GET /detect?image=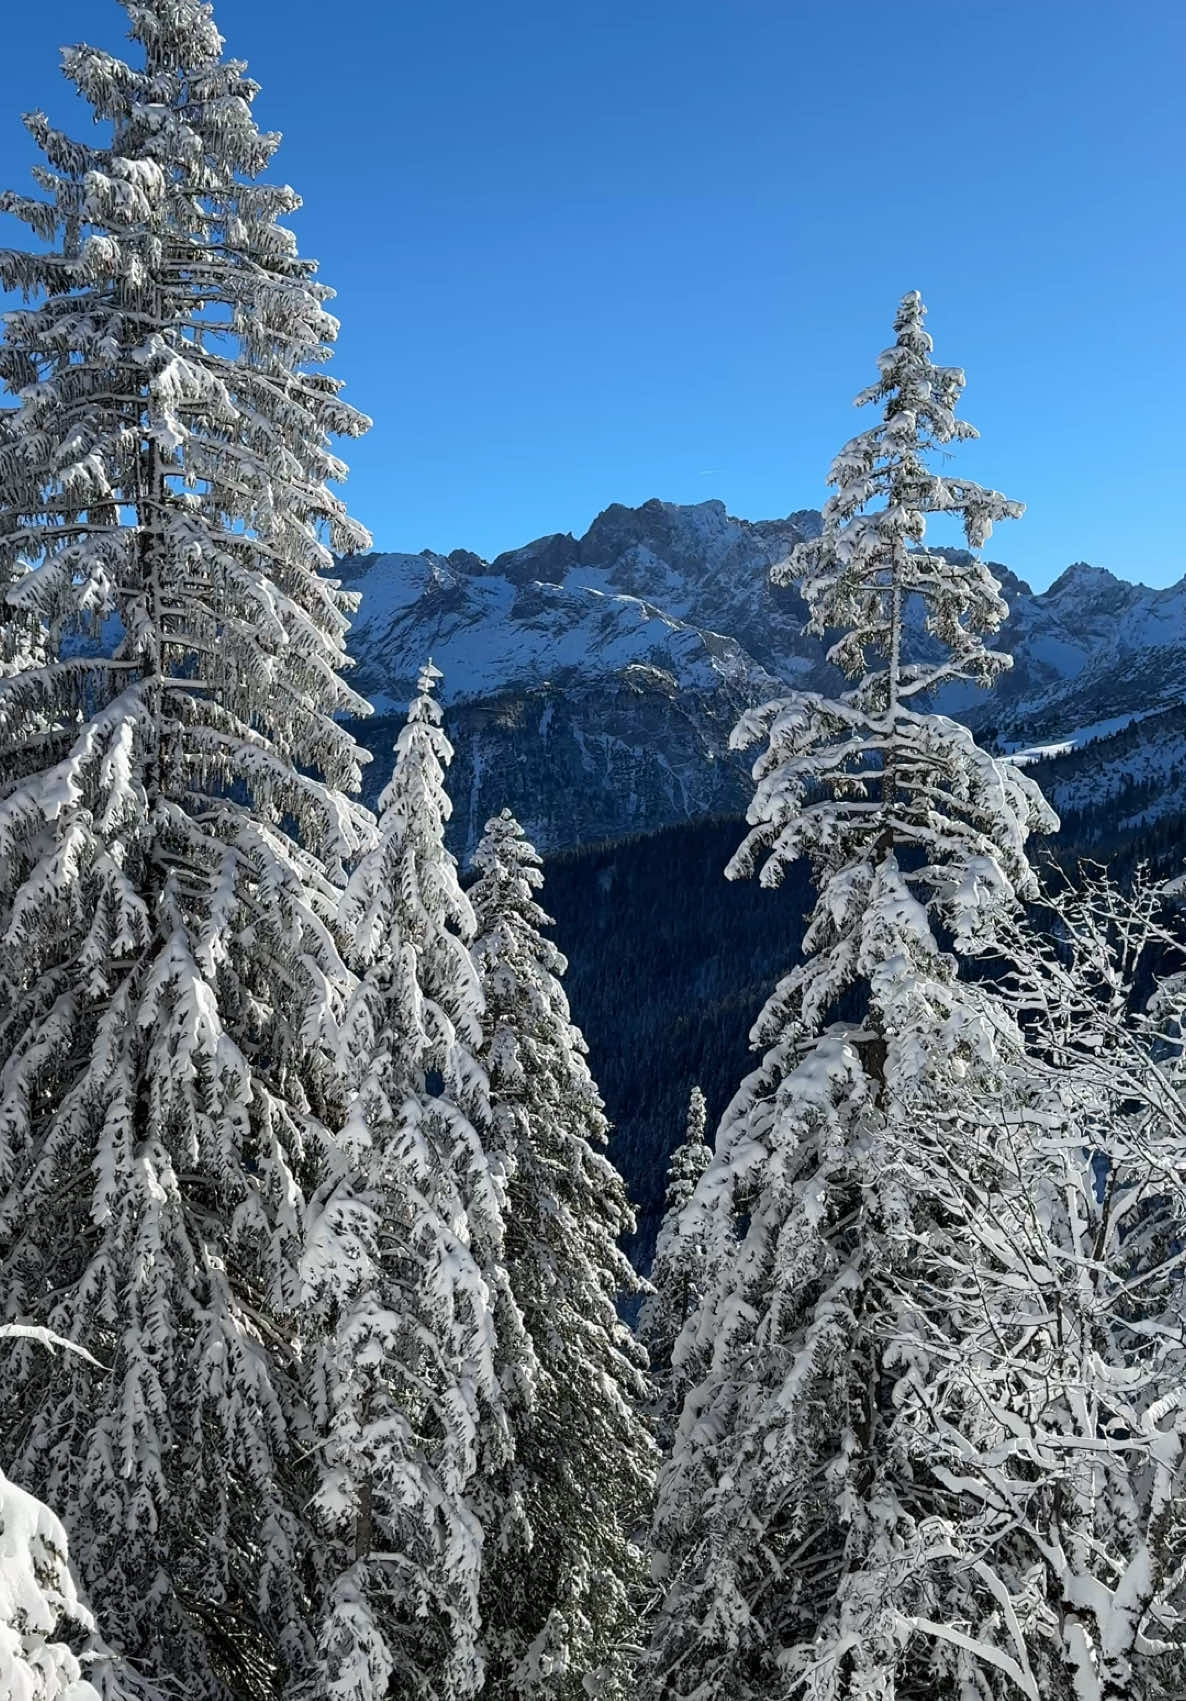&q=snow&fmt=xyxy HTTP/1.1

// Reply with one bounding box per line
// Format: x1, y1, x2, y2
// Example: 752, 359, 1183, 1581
1004, 708, 1162, 765
651, 292, 1057, 1701
0, 1467, 99, 1701
337, 508, 1185, 867
337, 551, 779, 712
3, 20, 1186, 1696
